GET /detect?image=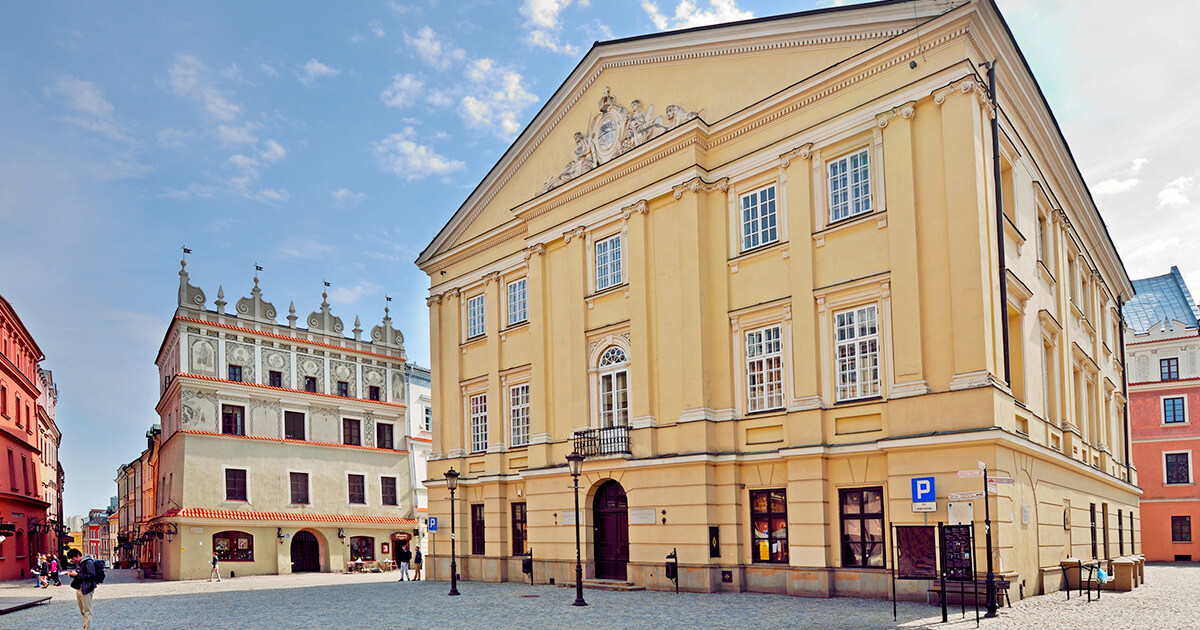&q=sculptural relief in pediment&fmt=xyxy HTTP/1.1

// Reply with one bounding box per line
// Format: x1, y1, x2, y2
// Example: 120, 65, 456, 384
542, 87, 702, 193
